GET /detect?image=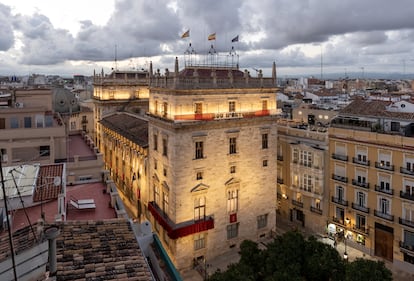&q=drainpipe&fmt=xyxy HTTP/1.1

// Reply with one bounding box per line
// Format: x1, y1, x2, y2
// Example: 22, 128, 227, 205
44, 226, 61, 276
